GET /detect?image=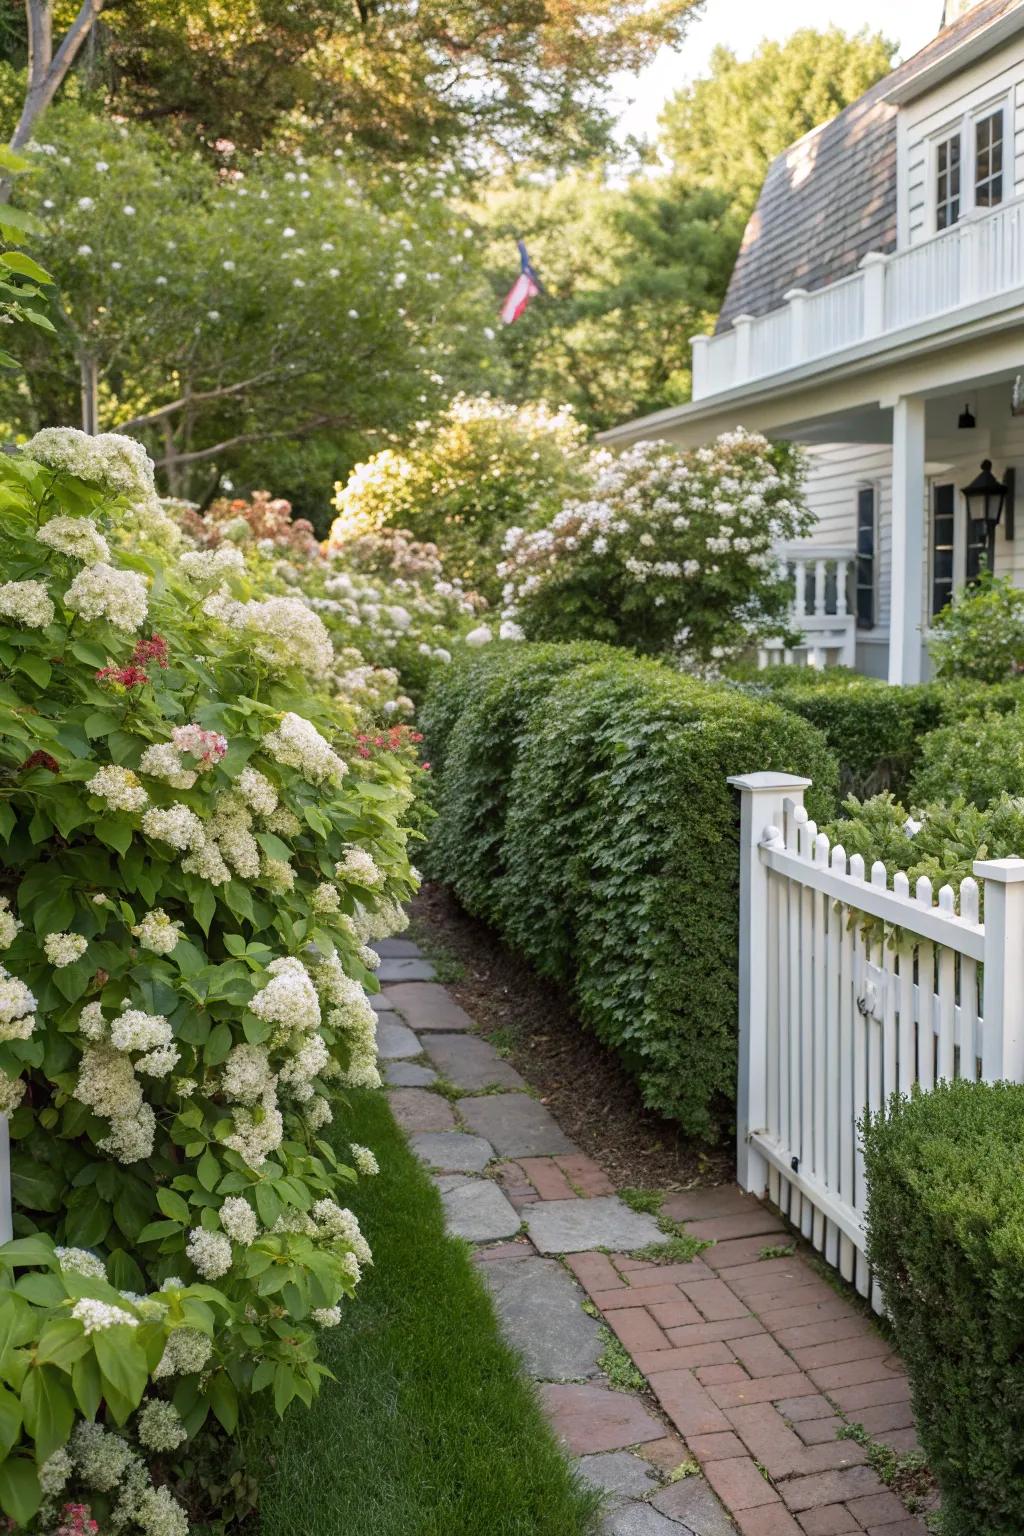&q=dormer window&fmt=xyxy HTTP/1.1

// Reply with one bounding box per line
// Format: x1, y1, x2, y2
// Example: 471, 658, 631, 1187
936, 132, 961, 229
975, 109, 1004, 208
